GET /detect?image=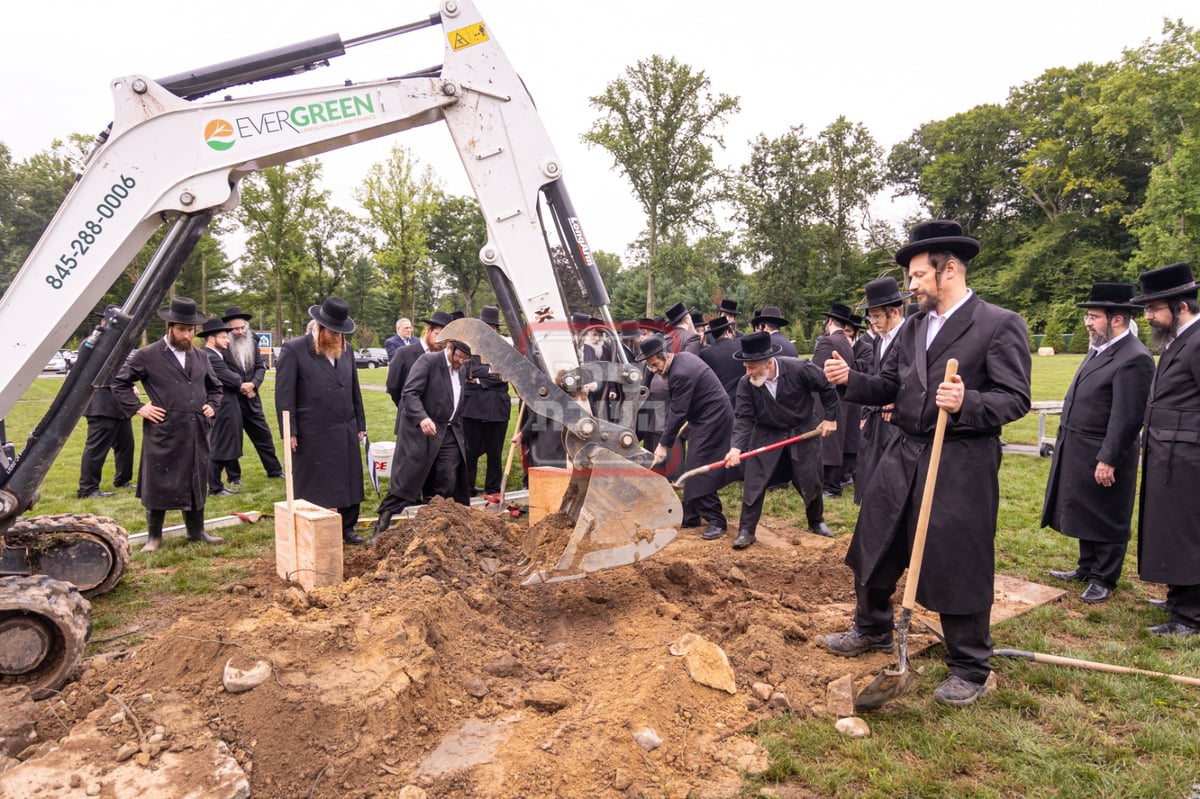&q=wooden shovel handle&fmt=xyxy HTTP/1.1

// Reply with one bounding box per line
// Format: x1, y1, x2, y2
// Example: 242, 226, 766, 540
900, 359, 958, 612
